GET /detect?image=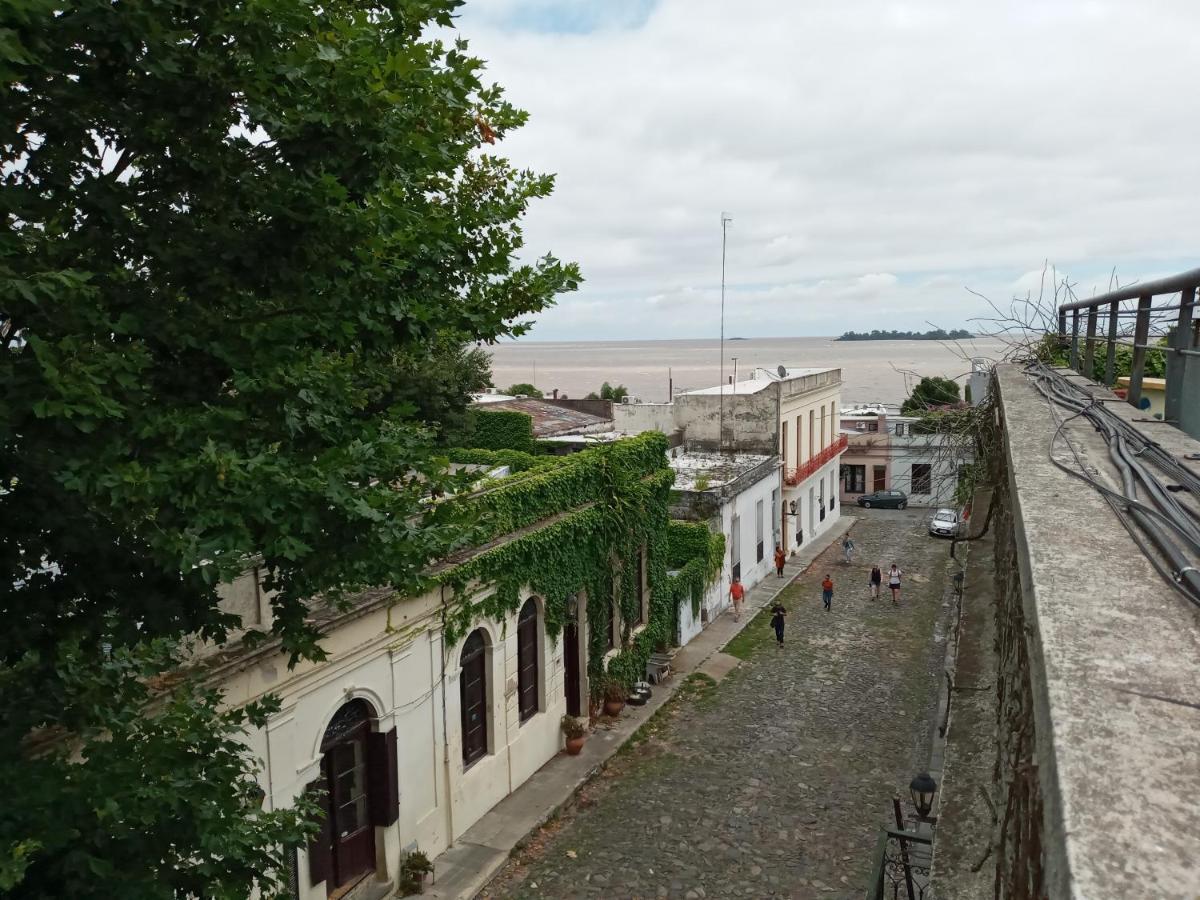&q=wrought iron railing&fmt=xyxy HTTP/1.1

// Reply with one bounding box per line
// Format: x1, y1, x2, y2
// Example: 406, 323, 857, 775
866, 827, 933, 900
1057, 266, 1199, 424
785, 433, 848, 486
